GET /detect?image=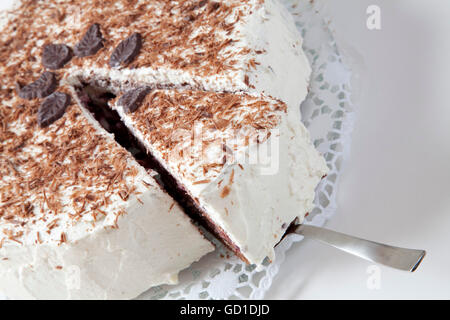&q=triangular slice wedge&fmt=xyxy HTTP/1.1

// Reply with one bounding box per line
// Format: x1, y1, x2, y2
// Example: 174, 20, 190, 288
100, 87, 328, 265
